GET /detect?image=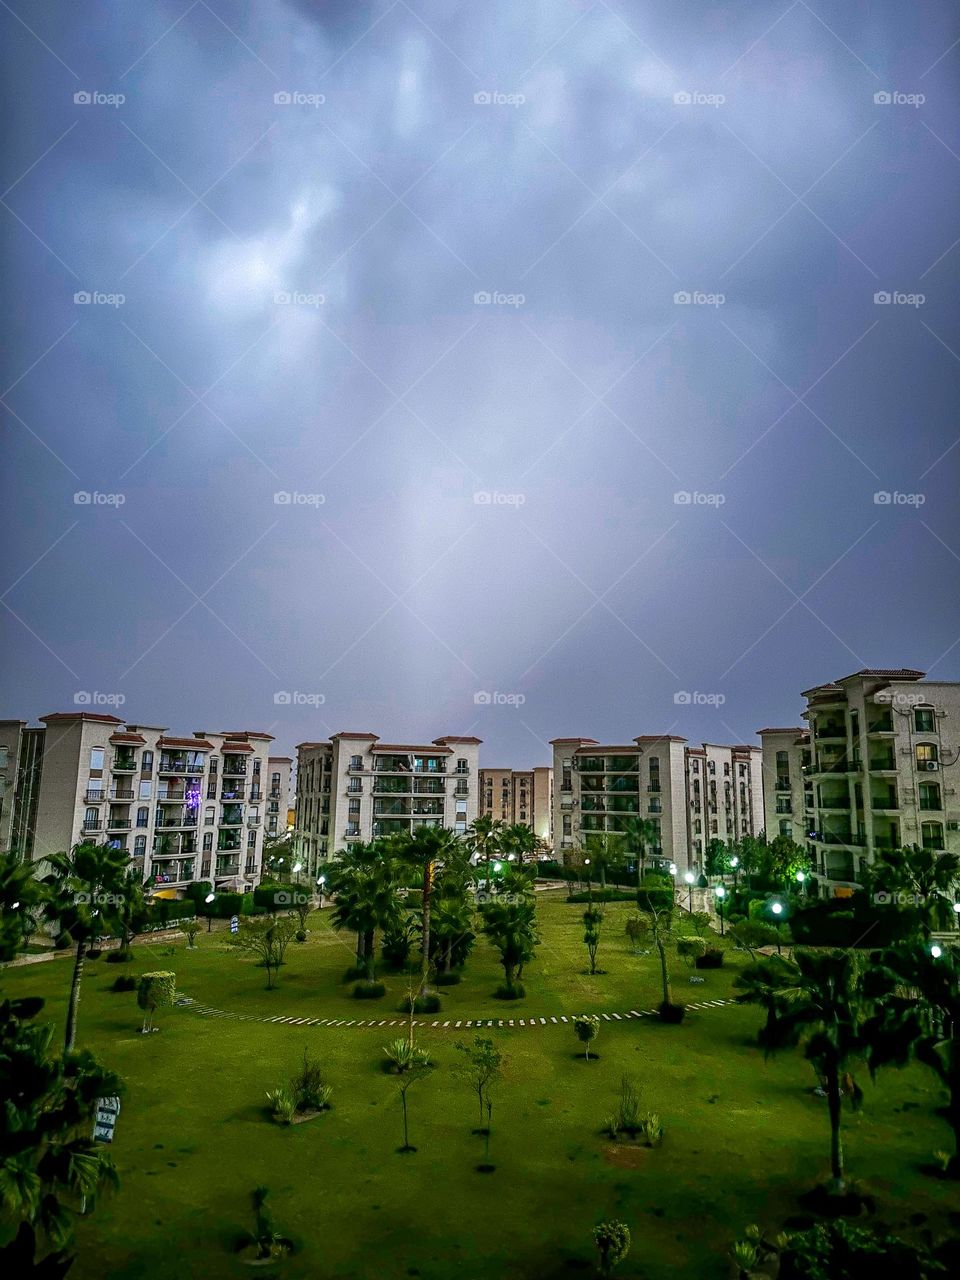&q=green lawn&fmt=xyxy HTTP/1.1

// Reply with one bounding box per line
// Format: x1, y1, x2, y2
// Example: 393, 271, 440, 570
3, 894, 955, 1279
